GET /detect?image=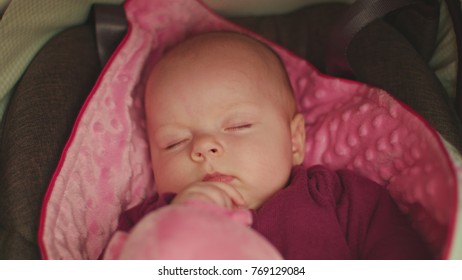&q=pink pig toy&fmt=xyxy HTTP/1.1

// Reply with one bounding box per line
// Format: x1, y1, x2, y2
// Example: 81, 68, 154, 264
103, 200, 282, 259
